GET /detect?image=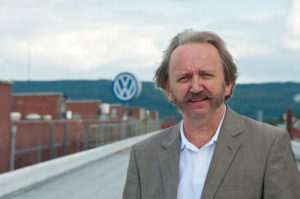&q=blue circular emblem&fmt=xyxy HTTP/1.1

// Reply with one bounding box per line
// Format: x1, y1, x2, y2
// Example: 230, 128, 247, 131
112, 72, 142, 103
